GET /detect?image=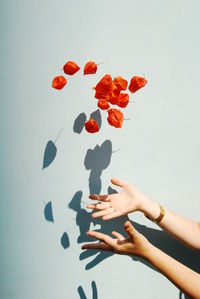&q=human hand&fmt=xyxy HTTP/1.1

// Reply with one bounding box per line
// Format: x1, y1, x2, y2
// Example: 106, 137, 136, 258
81, 221, 151, 259
87, 178, 149, 220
